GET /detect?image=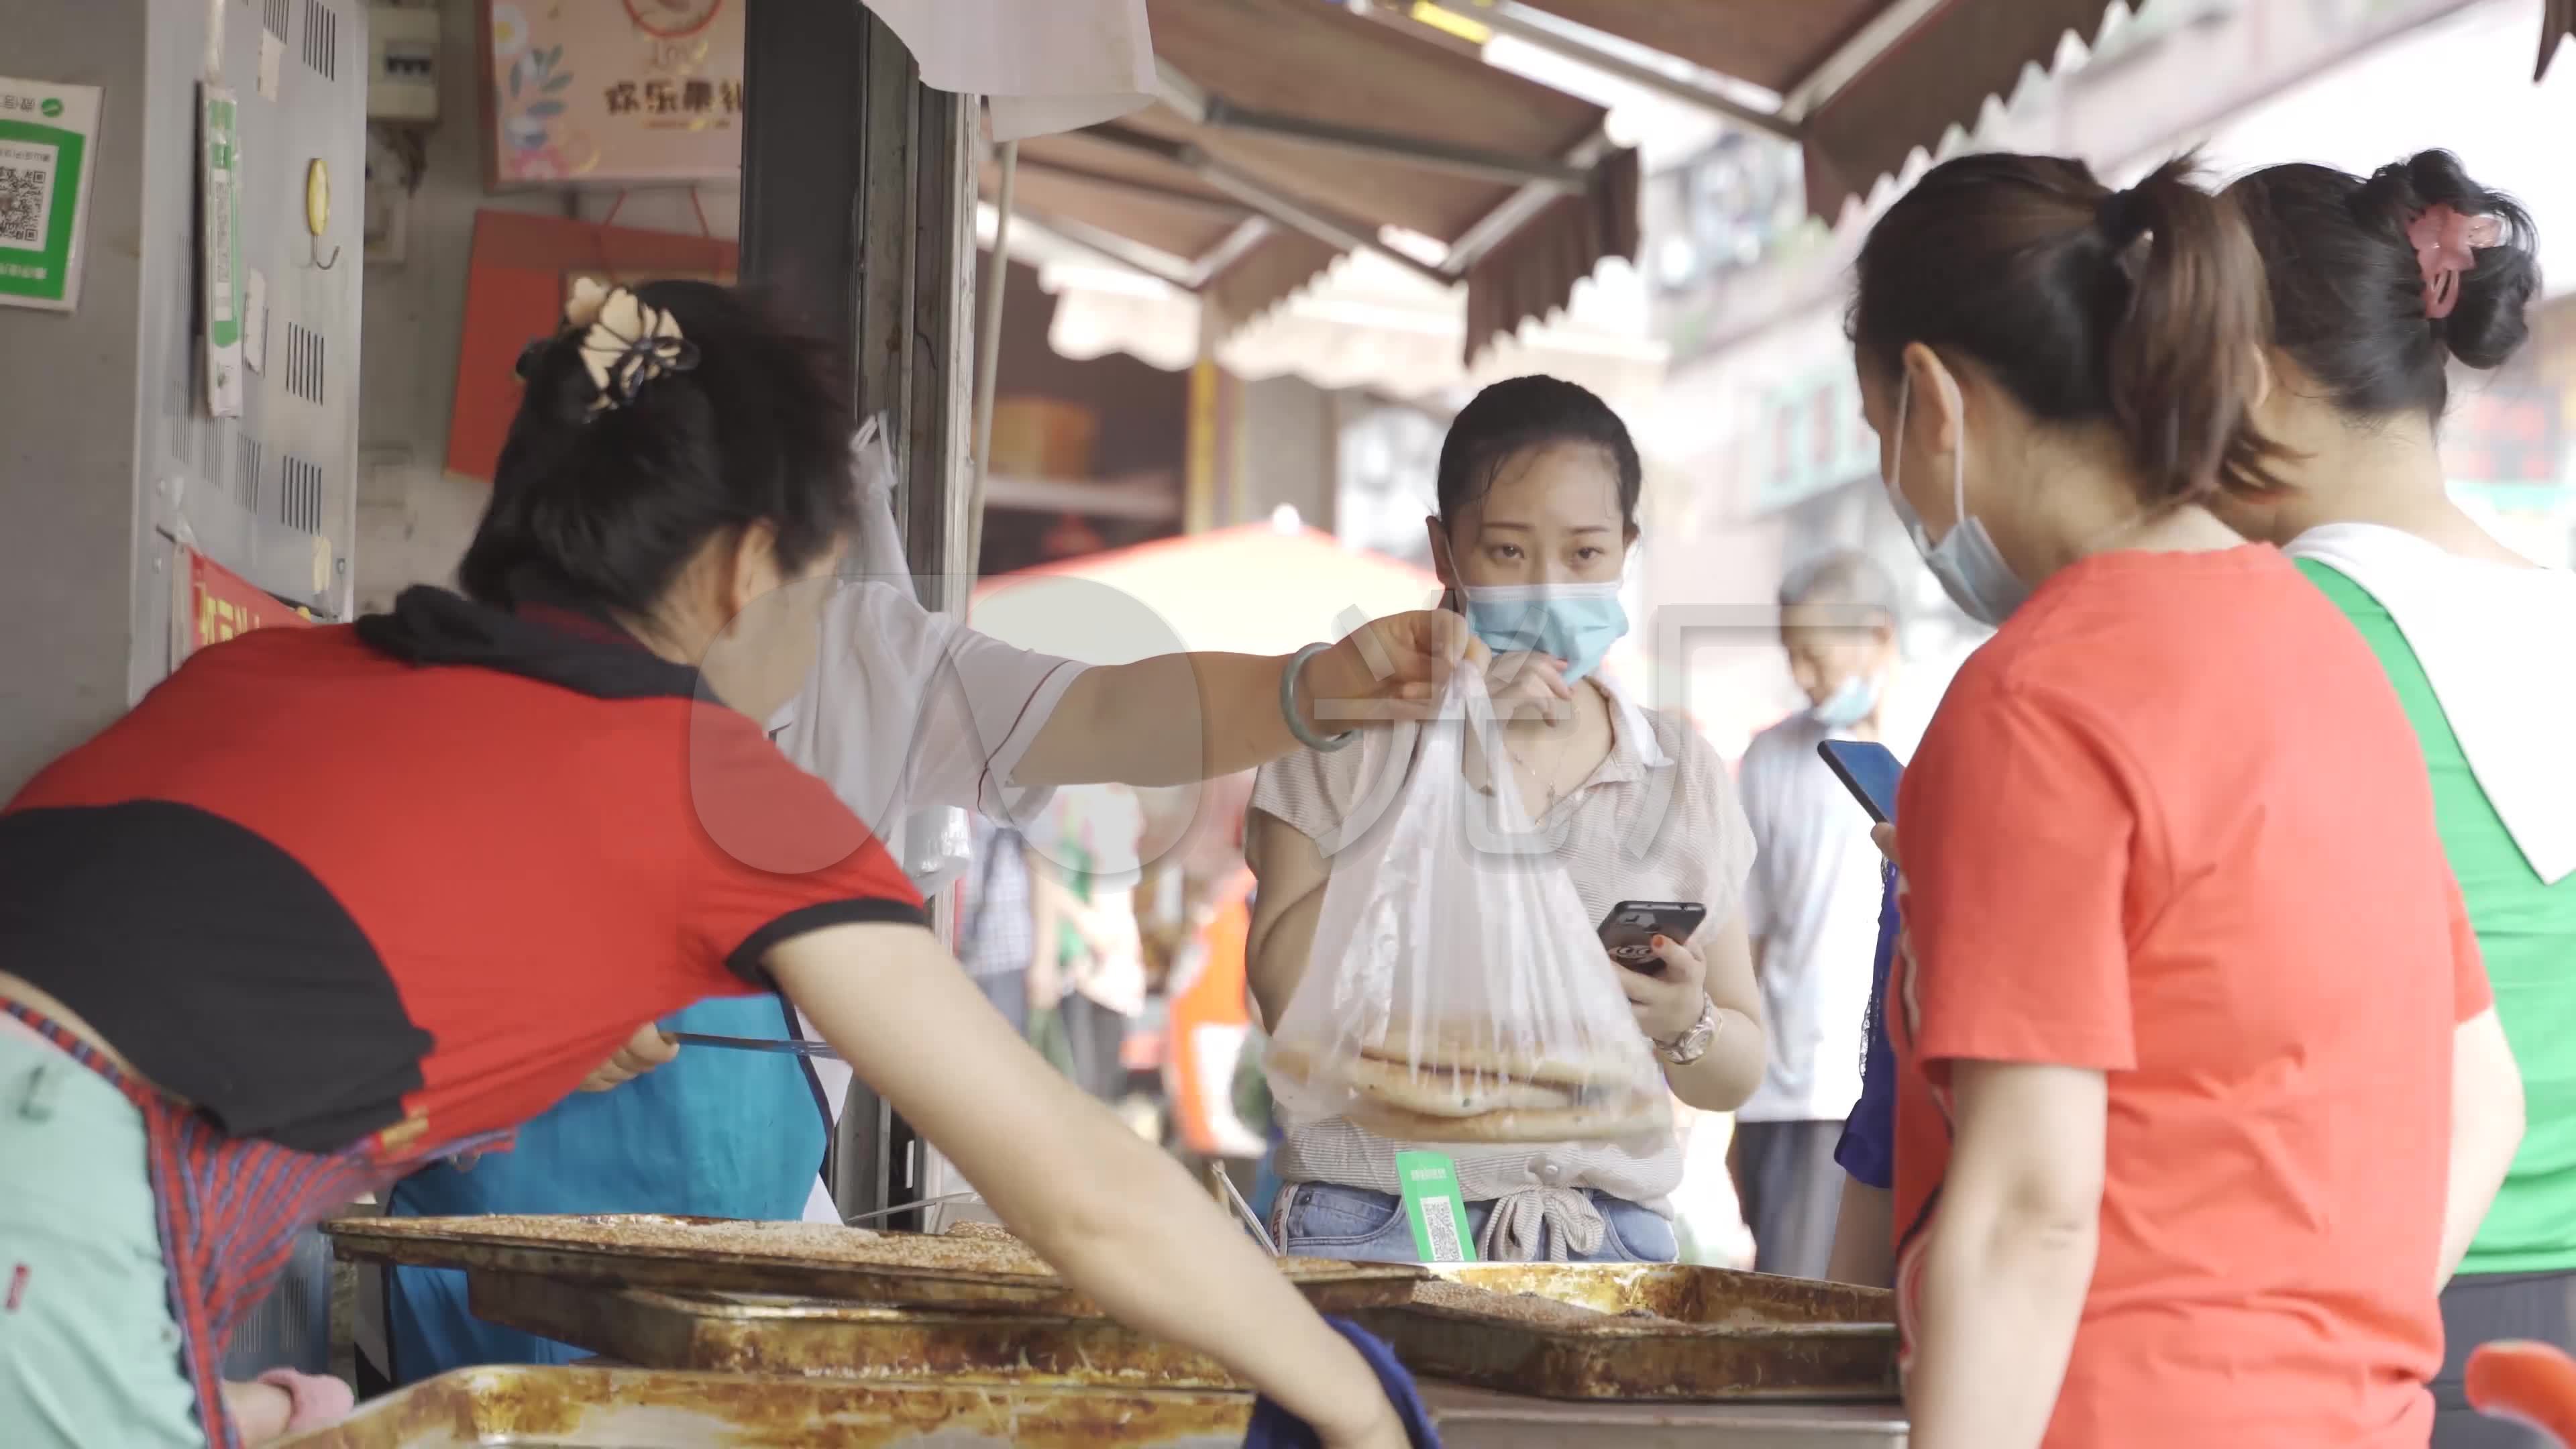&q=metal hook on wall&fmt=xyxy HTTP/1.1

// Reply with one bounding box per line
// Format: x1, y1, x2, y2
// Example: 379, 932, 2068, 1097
310, 233, 341, 271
